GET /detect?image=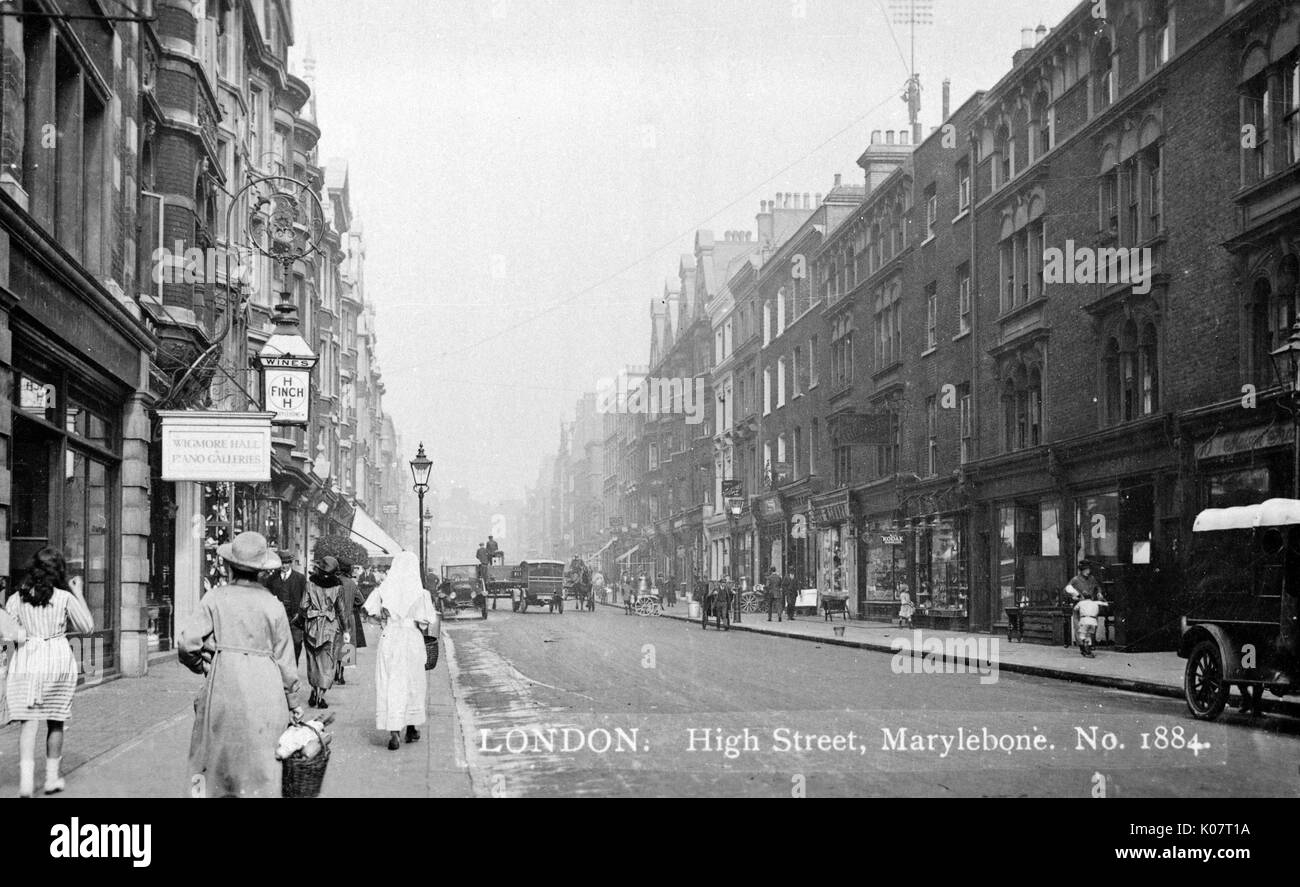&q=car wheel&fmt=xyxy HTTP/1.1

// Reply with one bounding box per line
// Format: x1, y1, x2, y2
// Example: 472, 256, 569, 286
1185, 638, 1229, 722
